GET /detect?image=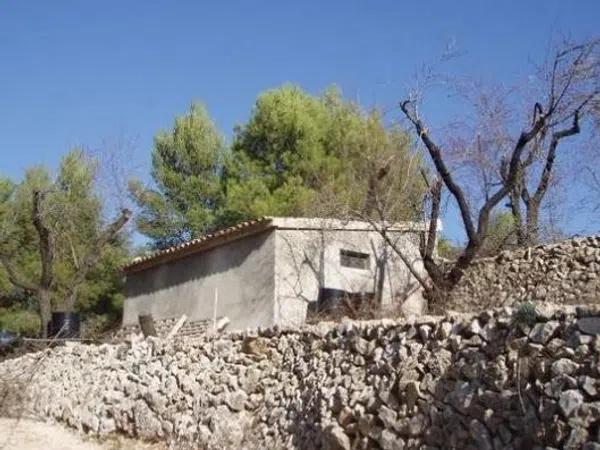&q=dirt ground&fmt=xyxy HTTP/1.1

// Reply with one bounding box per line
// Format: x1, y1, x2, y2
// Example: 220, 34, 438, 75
0, 418, 165, 450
